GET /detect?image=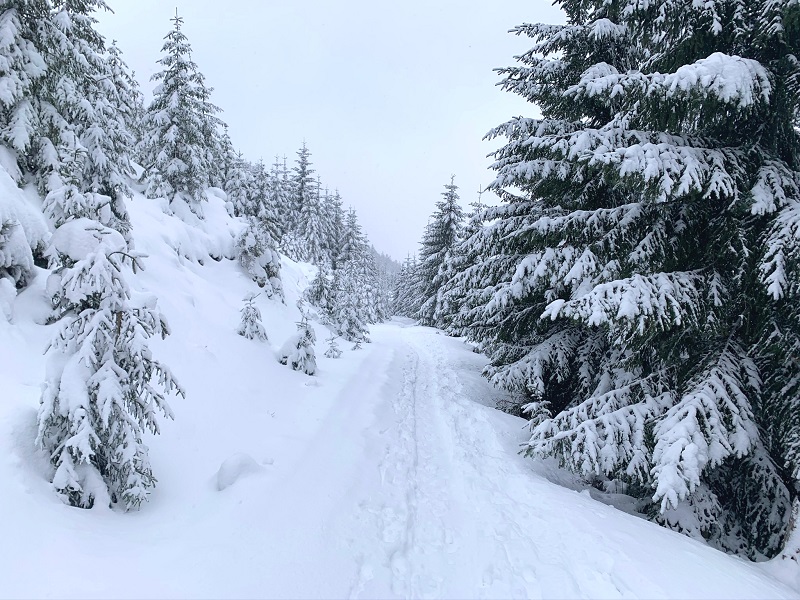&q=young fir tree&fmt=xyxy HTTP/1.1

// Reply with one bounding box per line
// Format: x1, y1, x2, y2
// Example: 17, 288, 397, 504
37, 219, 183, 509
416, 177, 464, 327
278, 317, 317, 375
237, 293, 267, 341
139, 12, 222, 217
324, 334, 342, 359
236, 217, 283, 301
463, 0, 800, 559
